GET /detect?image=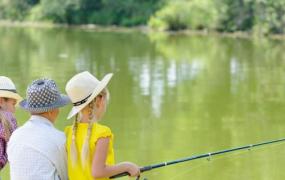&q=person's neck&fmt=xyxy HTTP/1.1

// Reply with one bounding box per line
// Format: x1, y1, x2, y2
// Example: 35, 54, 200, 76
80, 114, 89, 123
80, 113, 99, 123
33, 113, 55, 124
